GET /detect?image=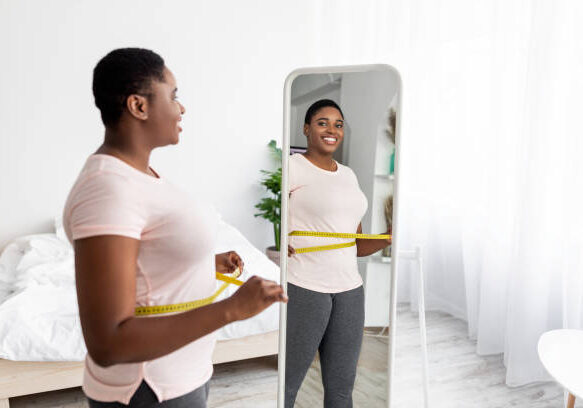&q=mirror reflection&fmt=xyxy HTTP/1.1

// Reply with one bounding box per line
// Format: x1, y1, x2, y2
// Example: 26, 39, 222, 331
284, 69, 400, 407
